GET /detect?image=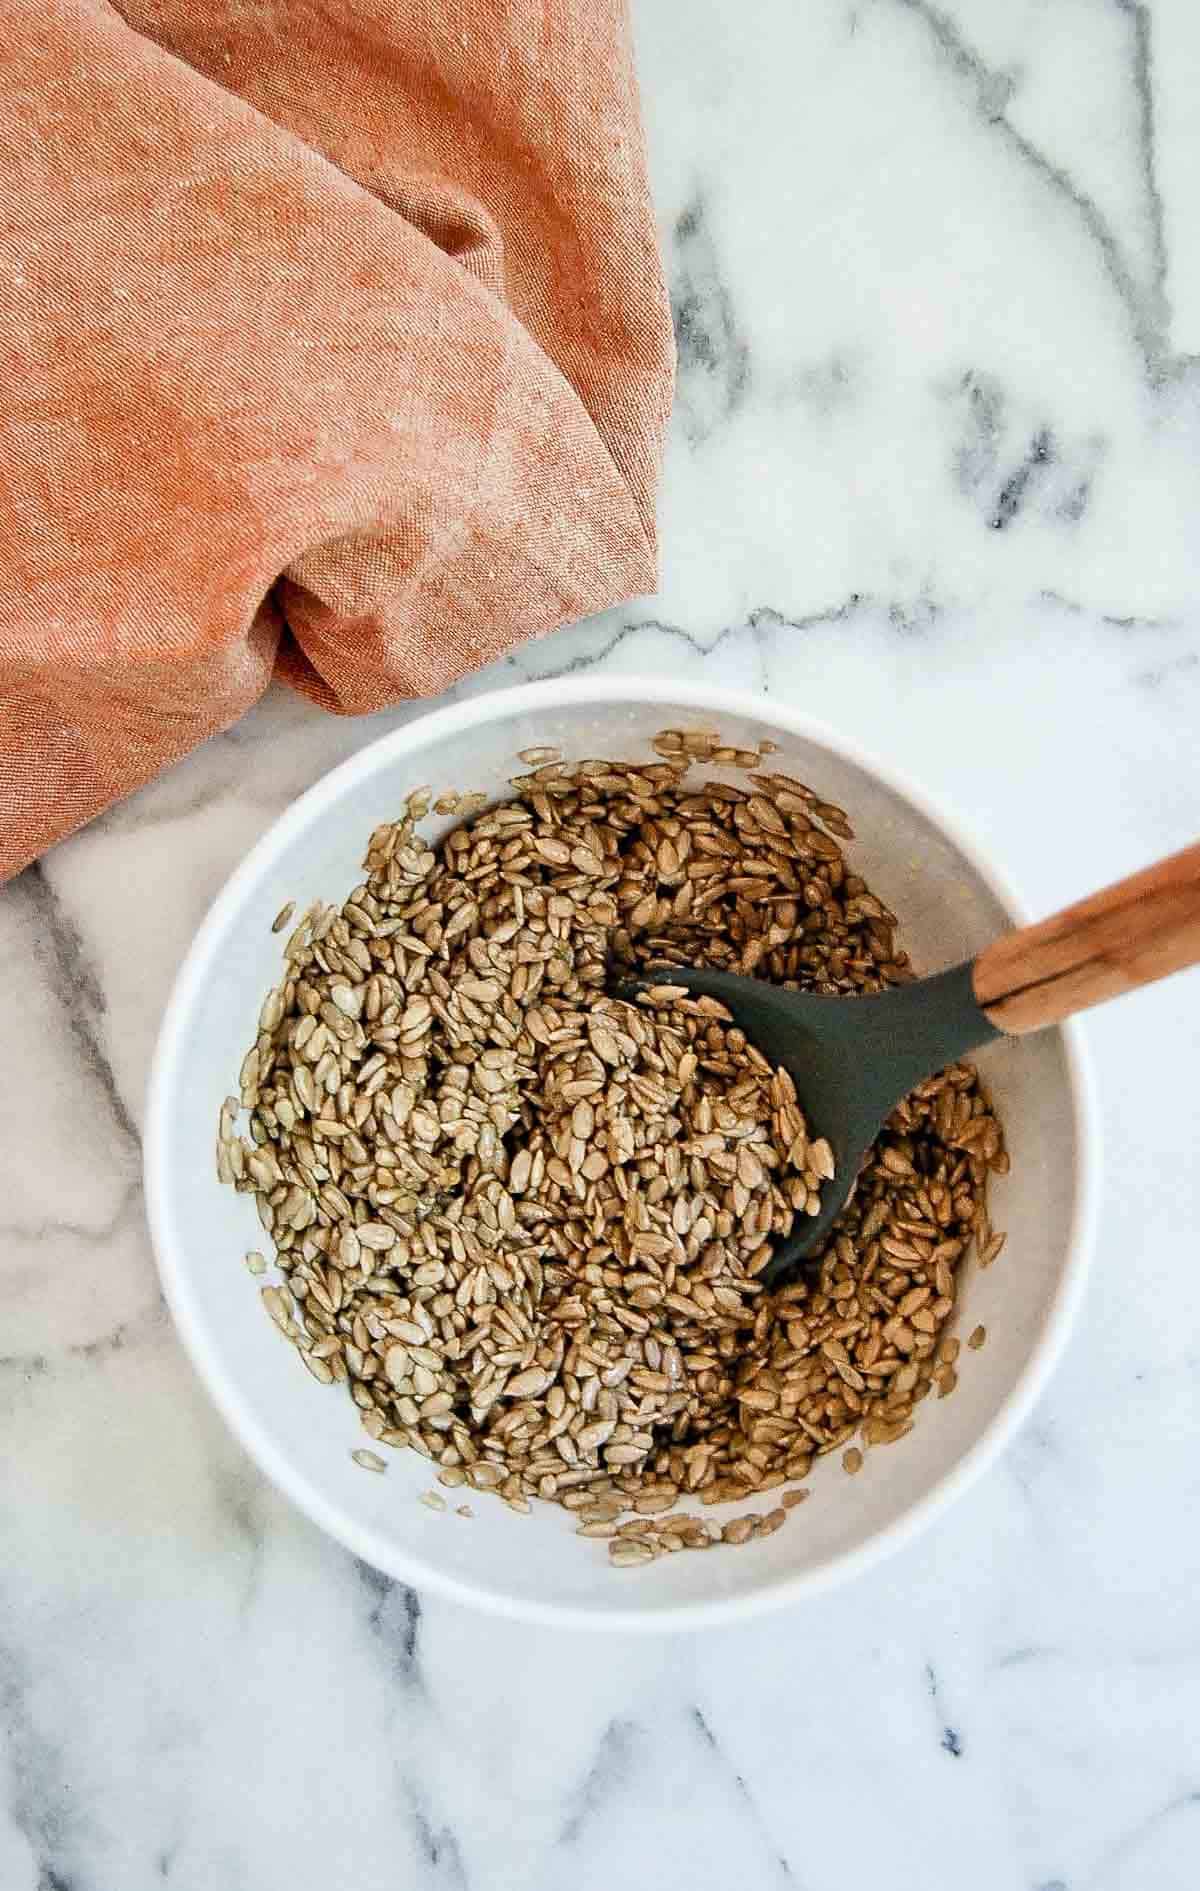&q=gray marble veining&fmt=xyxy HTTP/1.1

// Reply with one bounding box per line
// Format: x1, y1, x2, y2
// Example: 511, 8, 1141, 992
3, 3, 1200, 1887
